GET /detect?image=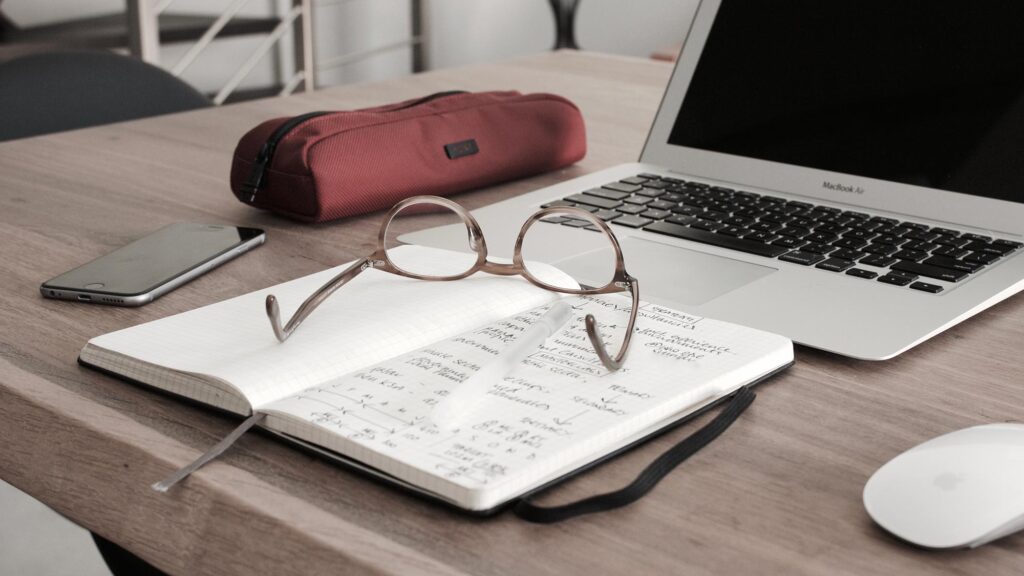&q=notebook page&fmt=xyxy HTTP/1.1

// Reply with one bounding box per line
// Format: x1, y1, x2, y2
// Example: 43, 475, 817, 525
262, 296, 793, 510
82, 245, 571, 409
